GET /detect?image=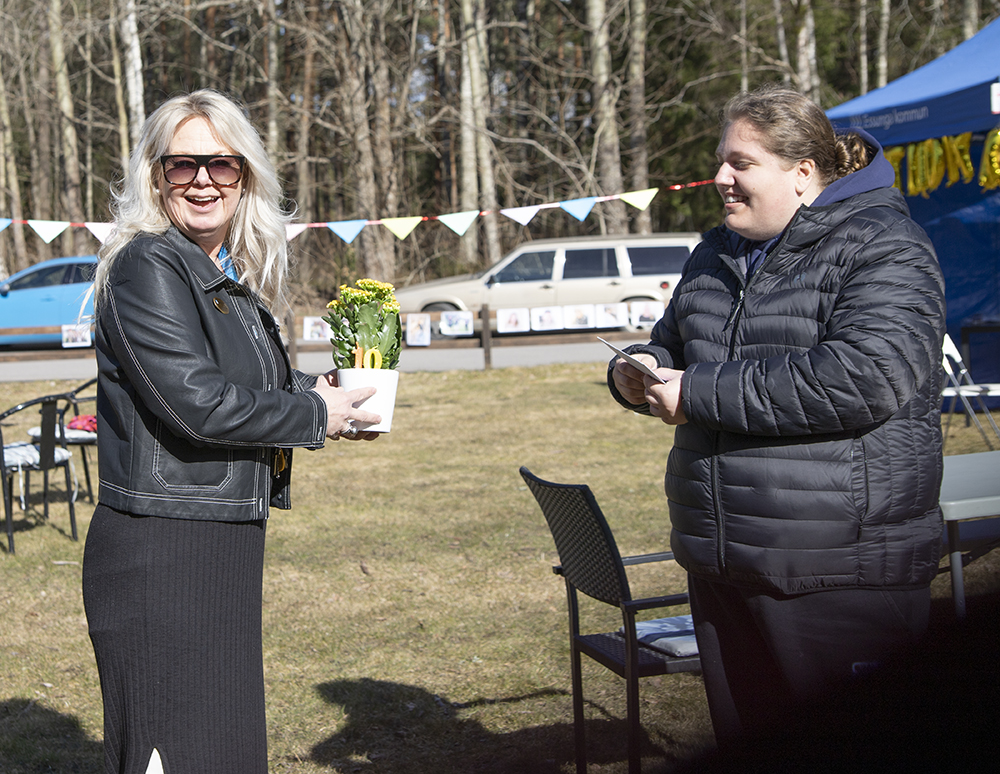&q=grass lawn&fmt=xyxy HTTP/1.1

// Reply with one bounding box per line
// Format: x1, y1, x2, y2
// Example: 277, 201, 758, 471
1, 365, 997, 773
